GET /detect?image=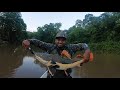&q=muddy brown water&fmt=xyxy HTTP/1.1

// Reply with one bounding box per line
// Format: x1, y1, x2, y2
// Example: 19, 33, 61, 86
0, 45, 120, 78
